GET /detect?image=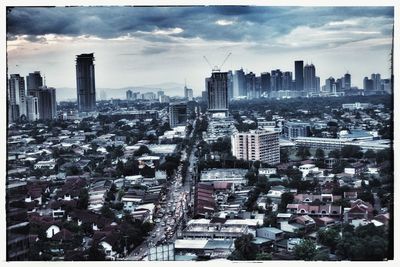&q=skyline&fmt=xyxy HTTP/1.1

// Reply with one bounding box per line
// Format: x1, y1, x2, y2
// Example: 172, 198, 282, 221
7, 6, 394, 95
